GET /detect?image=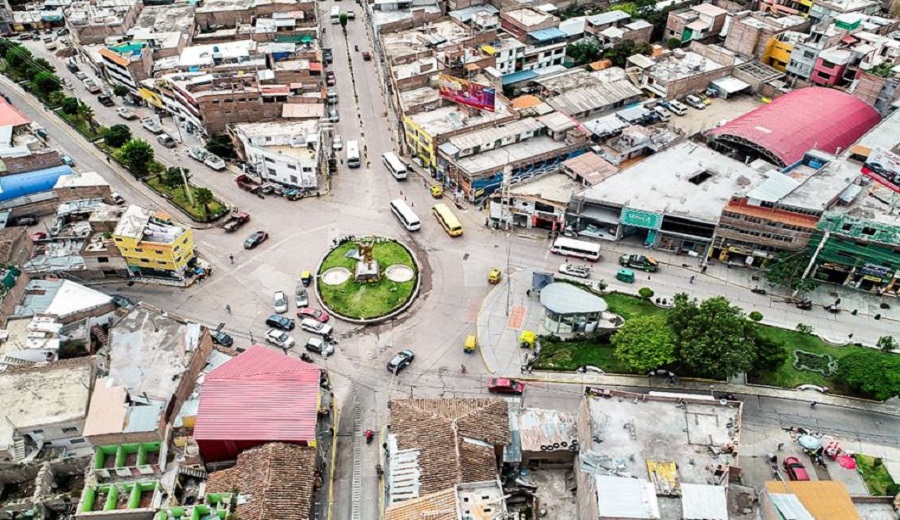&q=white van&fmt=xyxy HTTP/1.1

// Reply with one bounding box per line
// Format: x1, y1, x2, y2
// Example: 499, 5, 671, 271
666, 100, 688, 116
382, 152, 408, 180
346, 140, 360, 168
653, 106, 671, 122
389, 198, 421, 231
